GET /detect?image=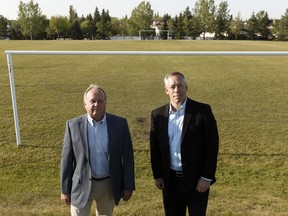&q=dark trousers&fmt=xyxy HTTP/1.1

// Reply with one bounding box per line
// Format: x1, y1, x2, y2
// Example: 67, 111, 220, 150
162, 172, 209, 216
